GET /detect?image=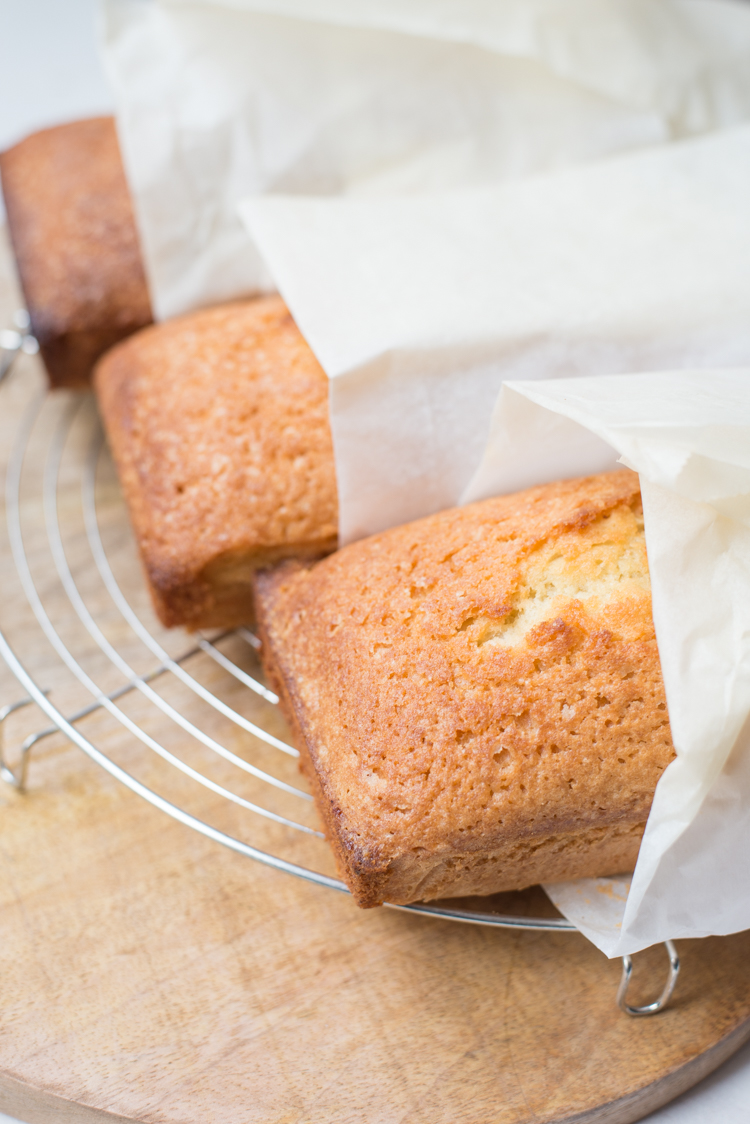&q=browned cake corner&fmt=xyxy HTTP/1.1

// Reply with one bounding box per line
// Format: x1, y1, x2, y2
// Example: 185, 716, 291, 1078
0, 117, 152, 388
95, 296, 338, 631
254, 470, 675, 908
